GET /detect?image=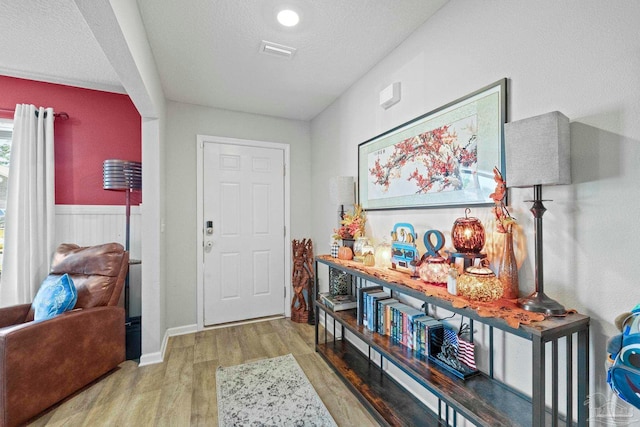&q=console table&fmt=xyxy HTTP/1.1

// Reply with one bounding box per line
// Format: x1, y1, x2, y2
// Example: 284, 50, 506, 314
314, 255, 589, 426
